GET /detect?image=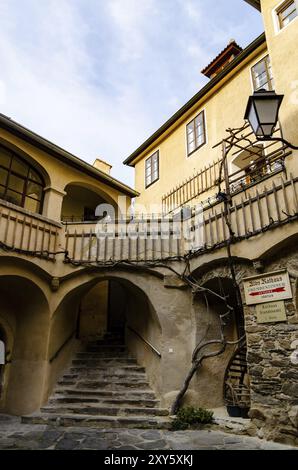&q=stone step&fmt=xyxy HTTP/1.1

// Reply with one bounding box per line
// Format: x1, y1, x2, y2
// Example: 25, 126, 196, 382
57, 379, 150, 390
48, 396, 159, 408
76, 349, 127, 357
62, 372, 147, 381
75, 351, 131, 358
72, 358, 137, 366
85, 341, 124, 348
22, 413, 171, 429
69, 365, 146, 374
54, 389, 156, 400
40, 404, 169, 417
